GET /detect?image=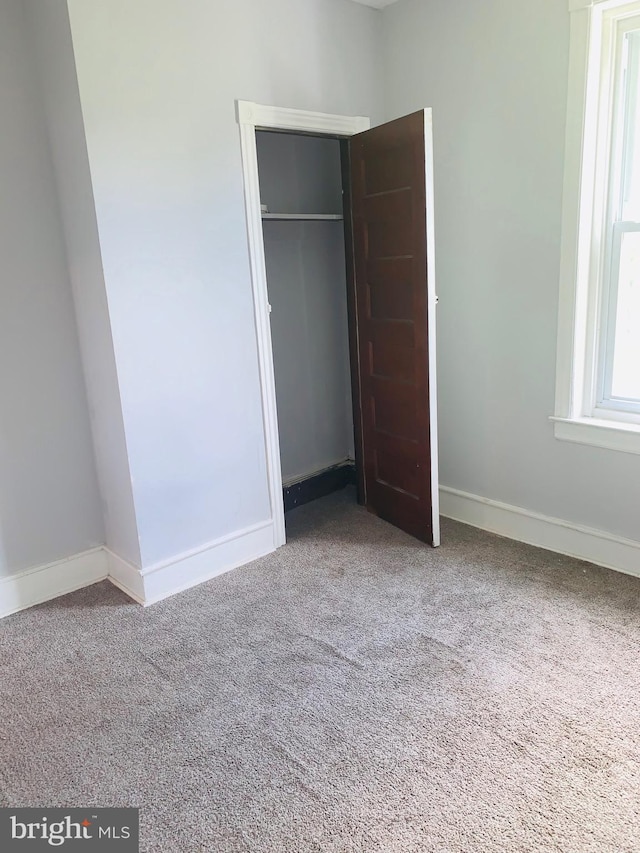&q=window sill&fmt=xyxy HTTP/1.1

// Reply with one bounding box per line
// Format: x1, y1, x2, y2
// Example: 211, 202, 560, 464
550, 416, 640, 455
